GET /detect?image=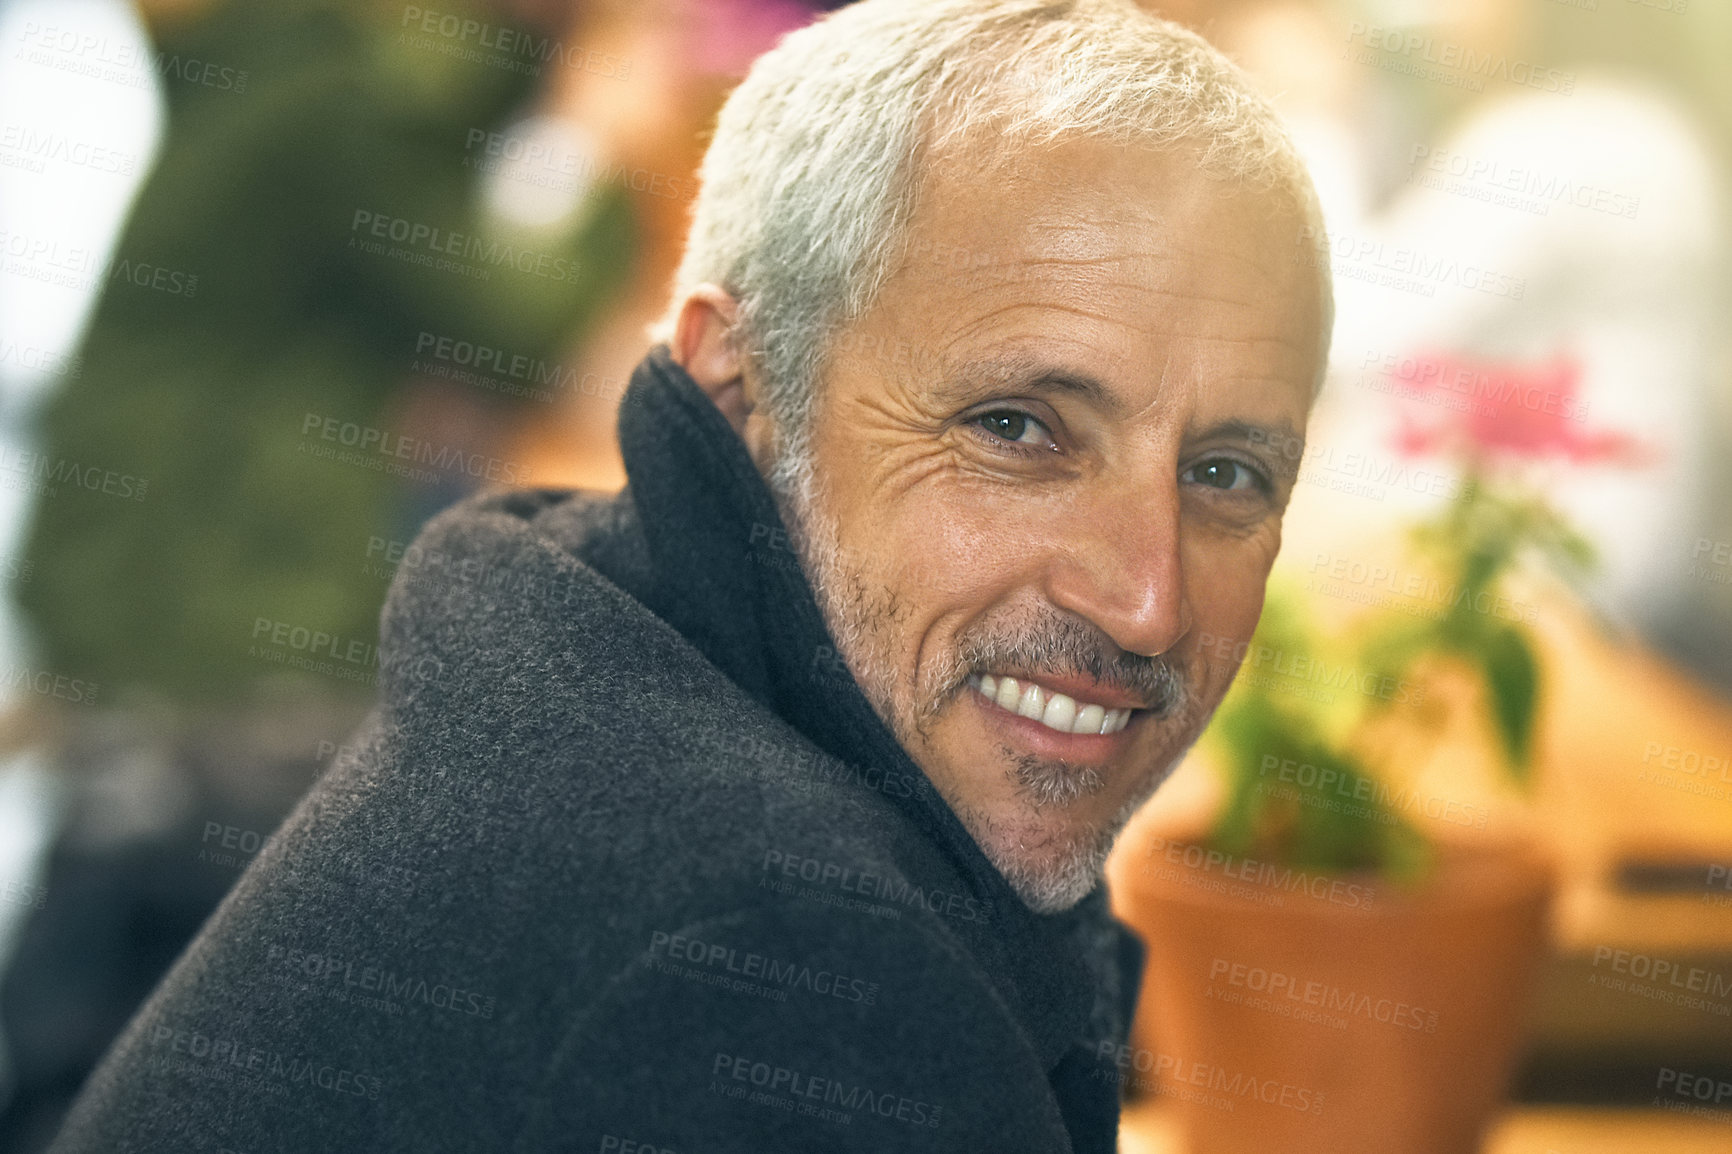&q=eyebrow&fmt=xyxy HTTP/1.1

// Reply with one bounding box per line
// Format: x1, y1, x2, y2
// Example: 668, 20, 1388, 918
1195, 418, 1307, 476
939, 357, 1305, 458
937, 356, 1125, 417
1197, 417, 1305, 449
